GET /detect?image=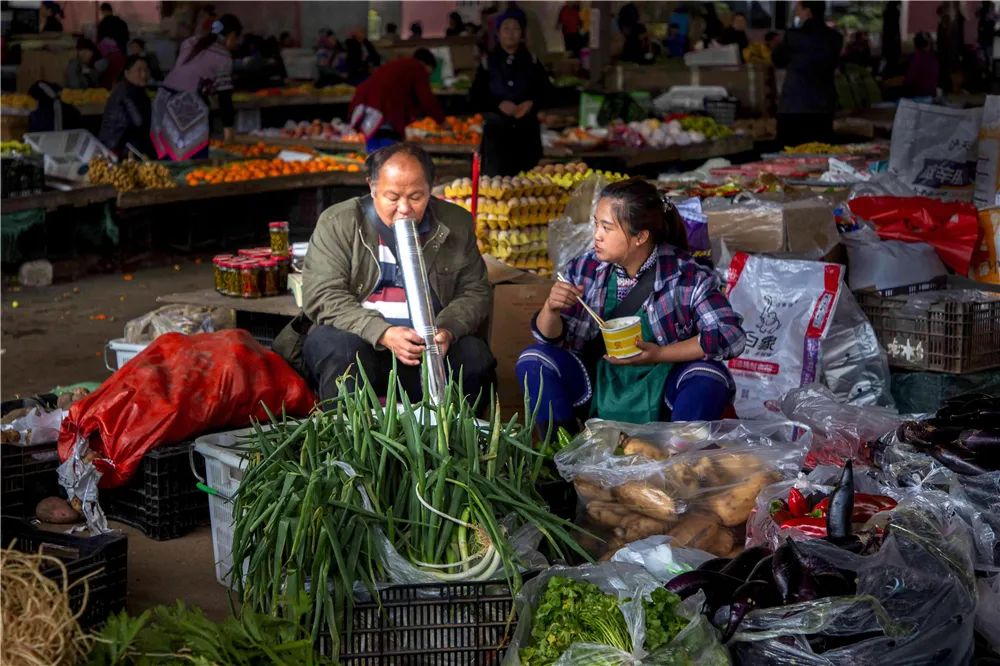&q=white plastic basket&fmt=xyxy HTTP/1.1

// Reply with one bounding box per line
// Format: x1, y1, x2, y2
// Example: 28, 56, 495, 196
23, 129, 114, 182
193, 428, 255, 588
104, 339, 148, 372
